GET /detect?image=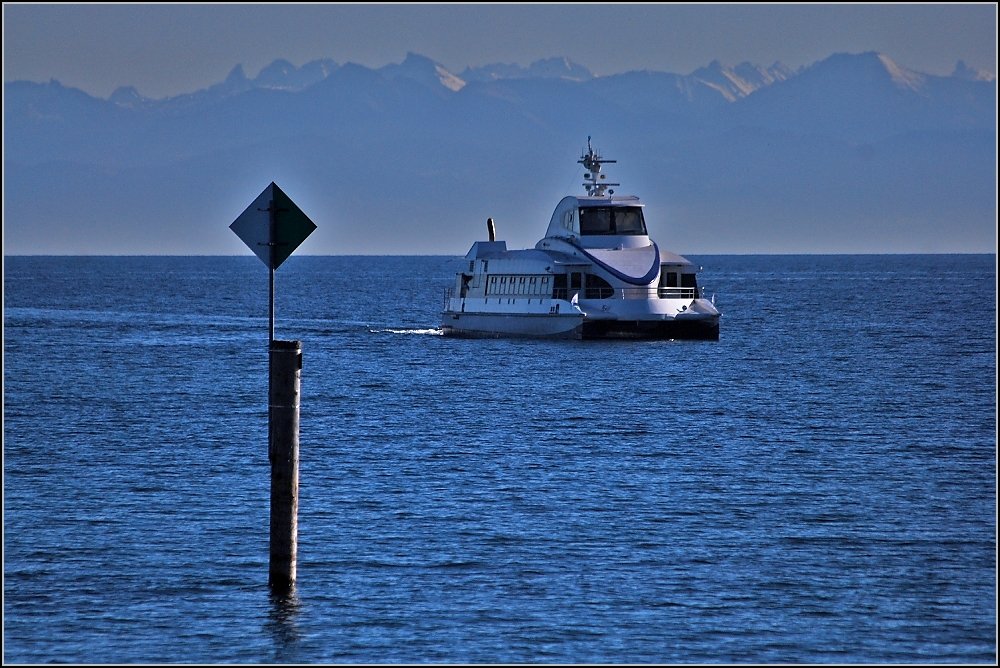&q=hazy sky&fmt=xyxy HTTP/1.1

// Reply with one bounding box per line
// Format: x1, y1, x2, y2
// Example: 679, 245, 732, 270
3, 2, 997, 99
